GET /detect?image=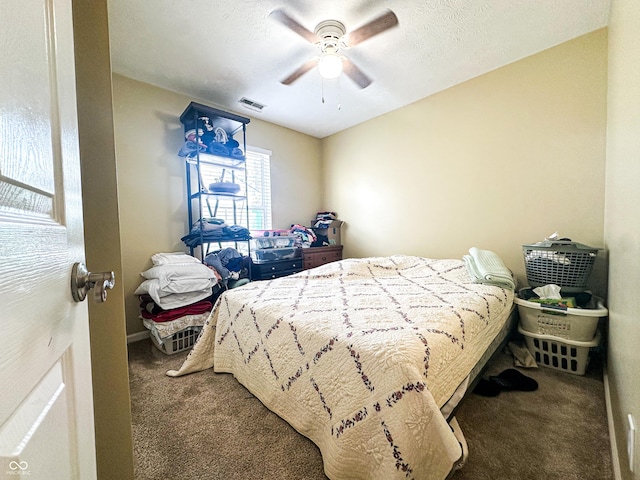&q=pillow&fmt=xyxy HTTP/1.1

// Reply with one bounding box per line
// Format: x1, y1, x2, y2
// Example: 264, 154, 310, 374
141, 263, 214, 281
151, 252, 201, 266
134, 278, 213, 310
